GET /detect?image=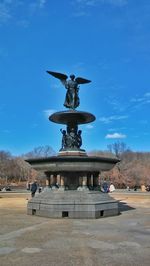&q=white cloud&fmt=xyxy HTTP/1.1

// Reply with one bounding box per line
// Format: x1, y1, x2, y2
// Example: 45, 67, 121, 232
0, 1, 47, 25
73, 0, 128, 17
39, 0, 46, 8
139, 120, 148, 125
99, 115, 128, 124
29, 0, 47, 12
107, 97, 127, 112
43, 109, 56, 118
72, 0, 96, 17
144, 92, 150, 97
1, 129, 10, 134
72, 10, 90, 17
16, 19, 29, 28
86, 124, 94, 129
108, 127, 126, 132
0, 2, 11, 24
75, 0, 127, 7
105, 132, 127, 139
130, 92, 150, 108
130, 97, 144, 103
76, 0, 97, 5
105, 0, 128, 7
